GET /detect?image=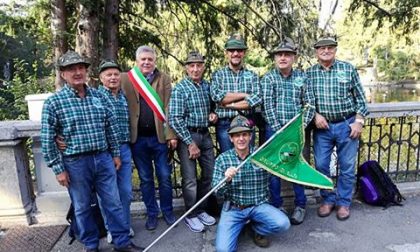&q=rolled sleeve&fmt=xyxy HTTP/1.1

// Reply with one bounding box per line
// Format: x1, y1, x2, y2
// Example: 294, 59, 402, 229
210, 71, 227, 103
351, 68, 369, 117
